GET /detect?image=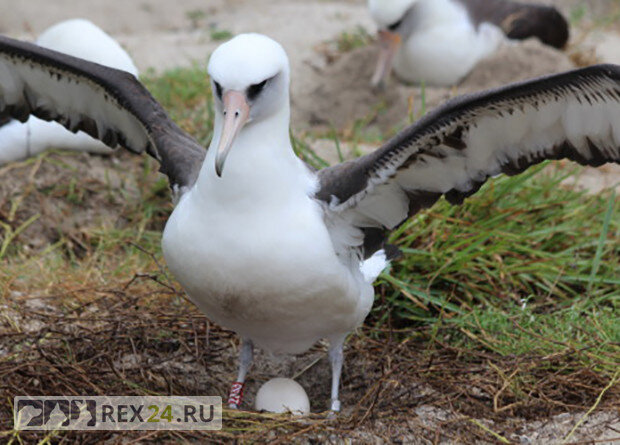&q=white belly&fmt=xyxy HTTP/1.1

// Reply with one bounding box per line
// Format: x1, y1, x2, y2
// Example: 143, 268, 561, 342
395, 23, 505, 86
162, 190, 374, 354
